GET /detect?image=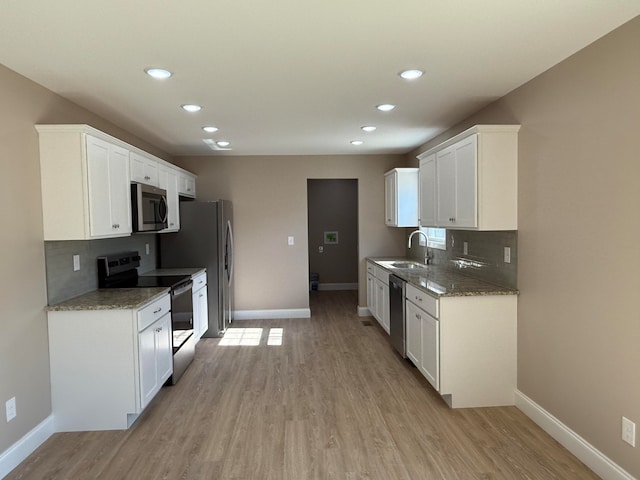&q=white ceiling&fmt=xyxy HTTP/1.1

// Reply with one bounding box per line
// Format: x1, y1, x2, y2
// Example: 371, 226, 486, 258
0, 1, 638, 157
